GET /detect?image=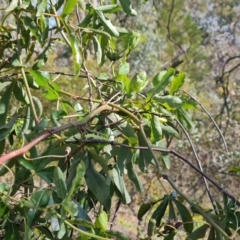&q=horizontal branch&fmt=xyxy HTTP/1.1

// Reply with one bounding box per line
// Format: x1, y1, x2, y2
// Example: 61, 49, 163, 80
0, 104, 113, 163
